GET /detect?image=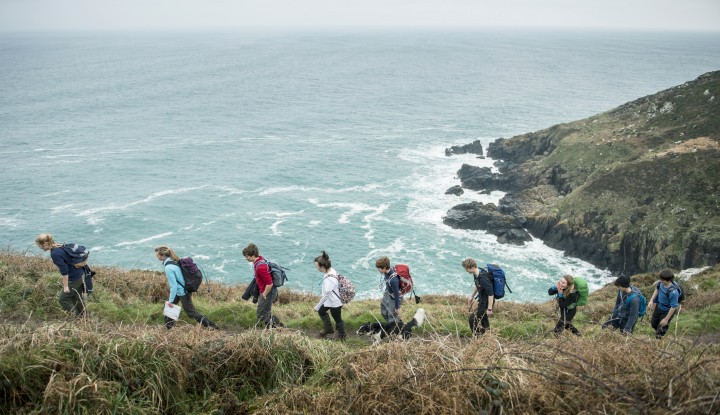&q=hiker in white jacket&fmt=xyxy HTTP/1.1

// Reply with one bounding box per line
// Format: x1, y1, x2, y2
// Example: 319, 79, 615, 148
314, 251, 345, 340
